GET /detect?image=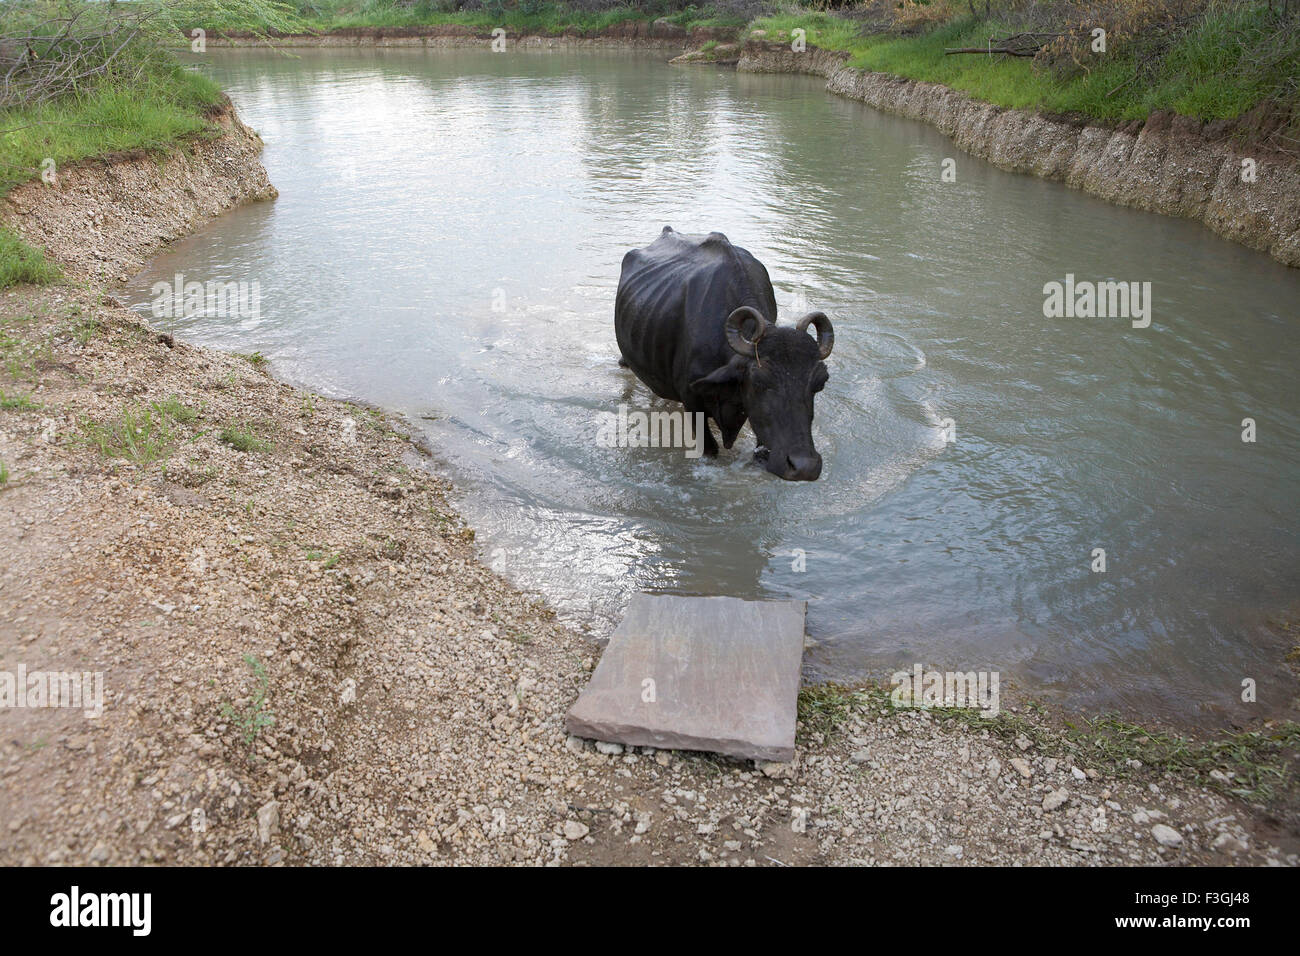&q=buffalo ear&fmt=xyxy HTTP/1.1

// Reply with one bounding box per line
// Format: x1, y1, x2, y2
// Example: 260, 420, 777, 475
690, 363, 743, 396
